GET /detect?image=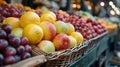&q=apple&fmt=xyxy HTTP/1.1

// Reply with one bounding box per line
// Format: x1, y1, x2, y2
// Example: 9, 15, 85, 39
68, 36, 77, 48
66, 23, 75, 35
53, 34, 70, 50
37, 40, 55, 53
54, 21, 68, 34
12, 28, 23, 38
39, 22, 56, 40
